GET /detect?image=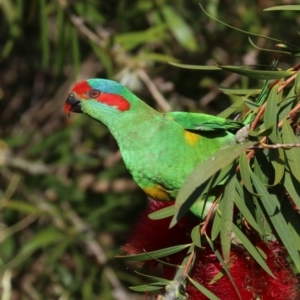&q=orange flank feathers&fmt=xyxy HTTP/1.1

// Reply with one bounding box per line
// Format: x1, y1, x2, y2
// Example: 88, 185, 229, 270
184, 130, 200, 146
143, 184, 171, 201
